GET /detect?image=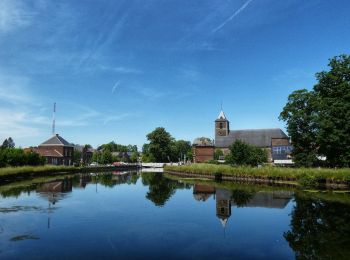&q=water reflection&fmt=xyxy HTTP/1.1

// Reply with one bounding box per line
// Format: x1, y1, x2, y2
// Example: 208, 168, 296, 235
193, 184, 293, 229
285, 194, 350, 259
0, 172, 349, 259
141, 172, 191, 206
